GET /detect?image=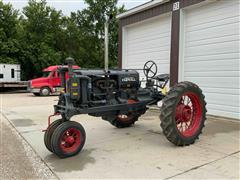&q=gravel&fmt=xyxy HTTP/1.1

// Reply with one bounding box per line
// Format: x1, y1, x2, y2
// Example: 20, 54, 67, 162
0, 114, 57, 180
